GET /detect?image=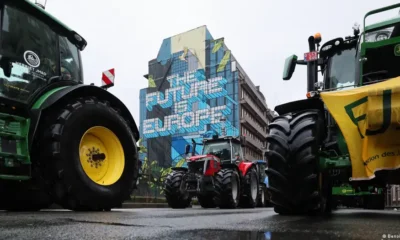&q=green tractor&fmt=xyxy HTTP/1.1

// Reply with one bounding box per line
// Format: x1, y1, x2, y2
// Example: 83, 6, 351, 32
266, 3, 400, 215
0, 0, 140, 211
